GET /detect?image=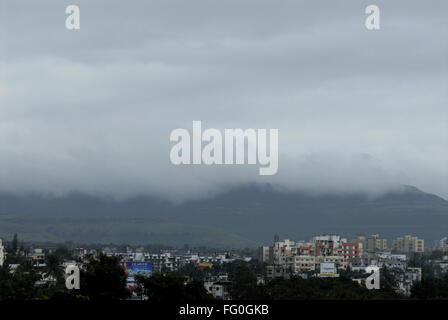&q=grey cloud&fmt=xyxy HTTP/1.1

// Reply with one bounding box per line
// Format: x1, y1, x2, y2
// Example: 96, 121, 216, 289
0, 0, 447, 200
